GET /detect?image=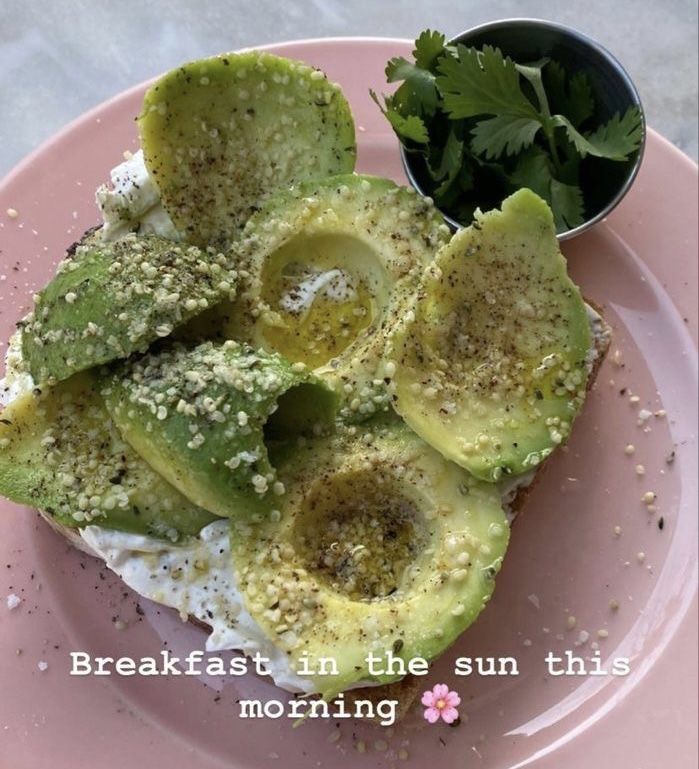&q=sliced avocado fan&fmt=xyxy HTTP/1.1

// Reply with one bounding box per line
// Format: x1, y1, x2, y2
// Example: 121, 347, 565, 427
230, 420, 509, 699
20, 232, 238, 385
0, 371, 218, 539
139, 51, 357, 247
388, 189, 592, 482
102, 341, 338, 519
217, 173, 449, 421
